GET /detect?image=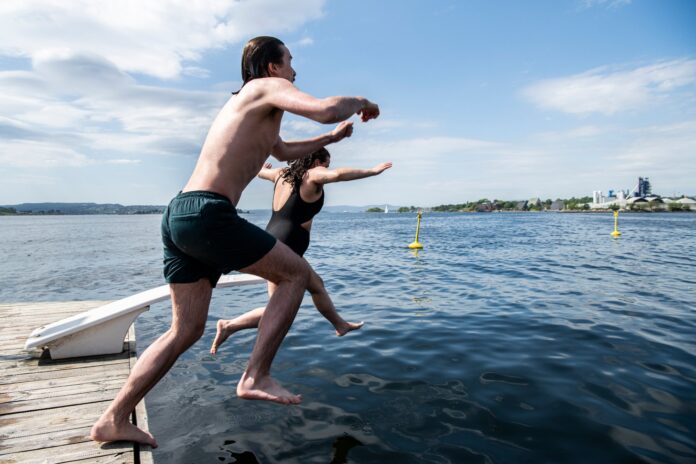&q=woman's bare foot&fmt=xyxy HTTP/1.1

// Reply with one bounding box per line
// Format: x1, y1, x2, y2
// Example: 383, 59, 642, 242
236, 371, 302, 405
335, 321, 364, 337
210, 319, 237, 354
90, 415, 158, 448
